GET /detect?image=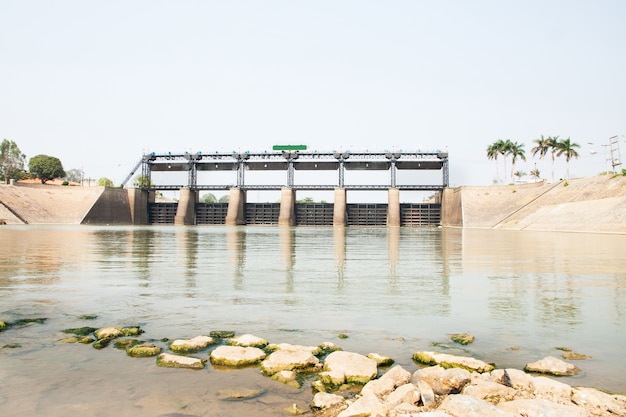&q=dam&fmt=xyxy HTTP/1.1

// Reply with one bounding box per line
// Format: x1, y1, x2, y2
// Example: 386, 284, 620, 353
130, 149, 449, 226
